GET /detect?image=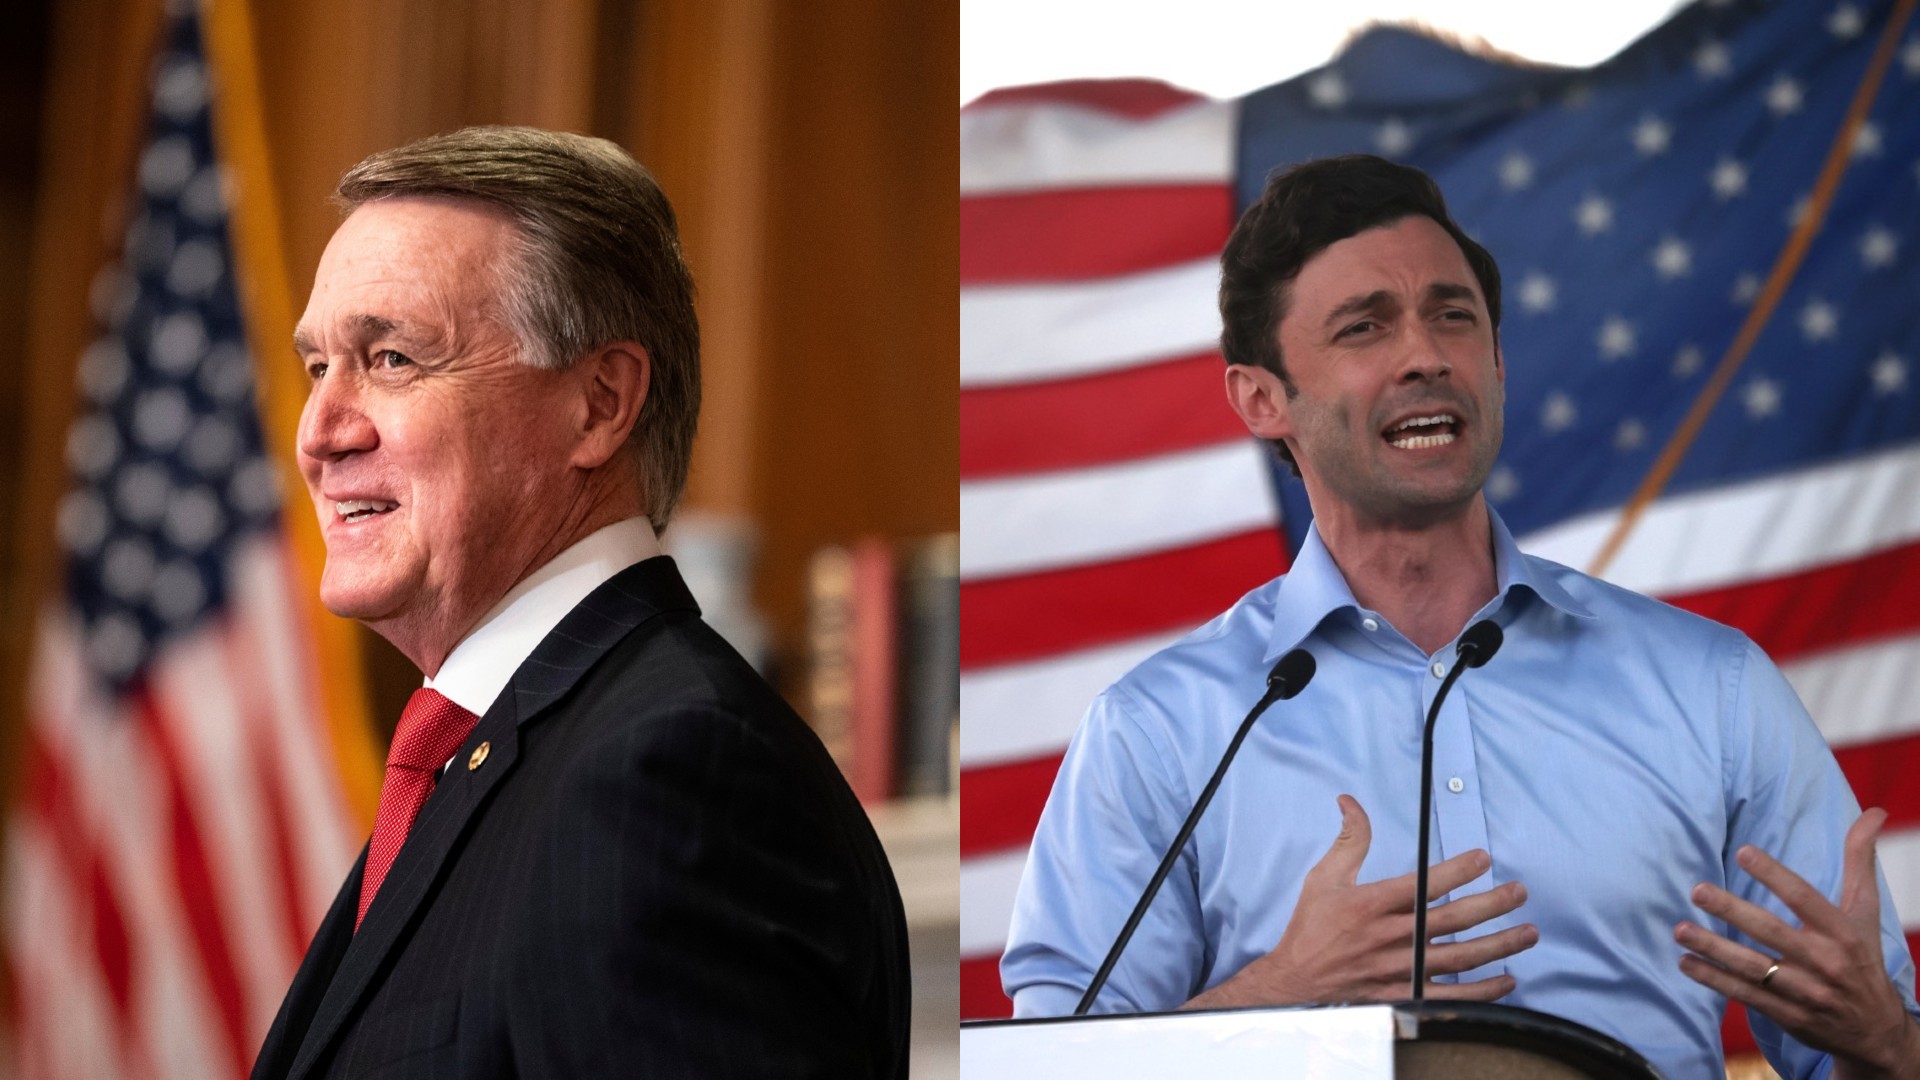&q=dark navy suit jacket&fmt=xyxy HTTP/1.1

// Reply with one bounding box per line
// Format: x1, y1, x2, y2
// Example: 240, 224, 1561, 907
252, 556, 911, 1079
